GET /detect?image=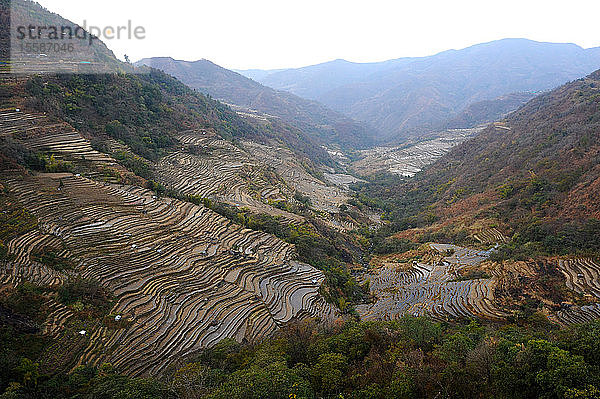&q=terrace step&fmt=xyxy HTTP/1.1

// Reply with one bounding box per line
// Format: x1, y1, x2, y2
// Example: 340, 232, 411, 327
0, 172, 336, 376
